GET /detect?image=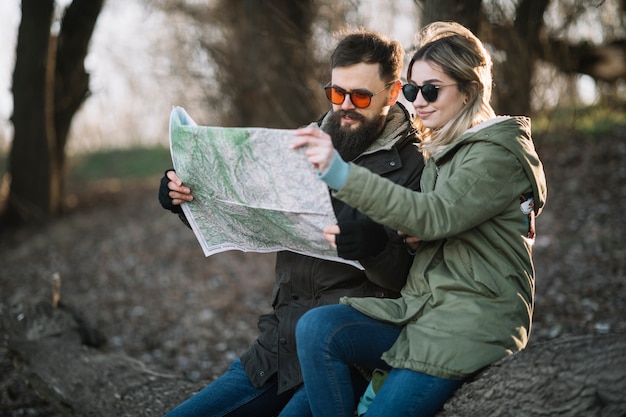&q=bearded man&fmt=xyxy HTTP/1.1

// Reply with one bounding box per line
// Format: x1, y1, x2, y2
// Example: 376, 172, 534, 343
159, 29, 425, 417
